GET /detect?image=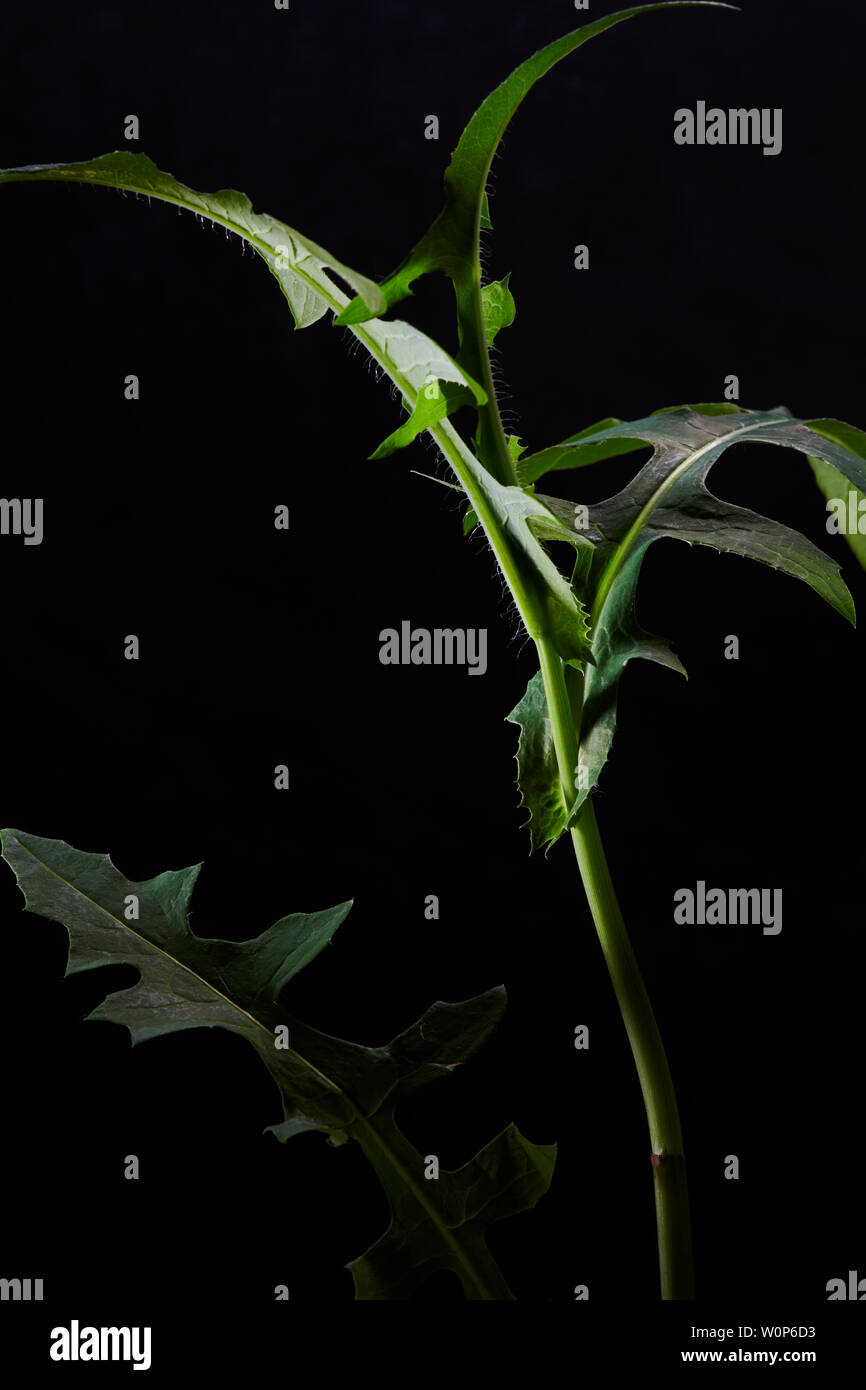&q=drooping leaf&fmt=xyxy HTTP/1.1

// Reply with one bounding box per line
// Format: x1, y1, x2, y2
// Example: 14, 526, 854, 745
0, 828, 555, 1300
510, 405, 866, 844
552, 405, 866, 623
0, 152, 486, 447
804, 418, 866, 574
517, 403, 745, 486
0, 151, 385, 329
